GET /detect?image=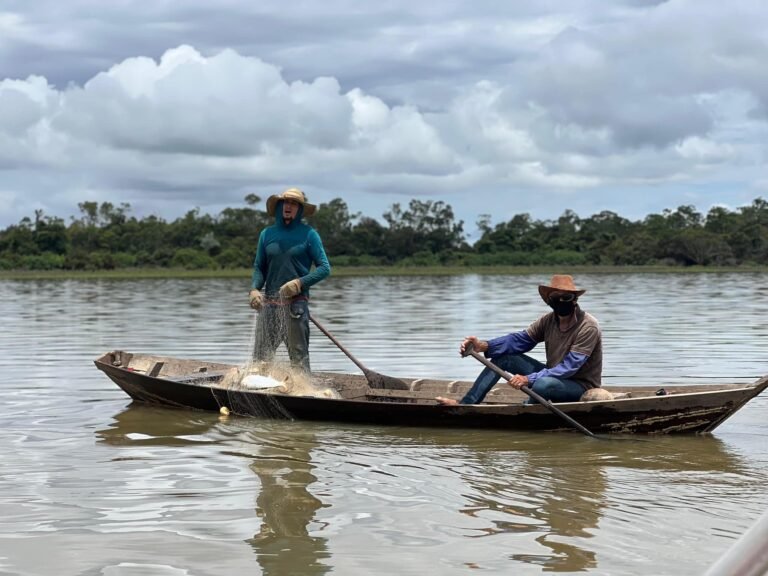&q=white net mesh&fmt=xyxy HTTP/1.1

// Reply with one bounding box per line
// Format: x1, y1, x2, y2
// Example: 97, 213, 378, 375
215, 310, 340, 418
